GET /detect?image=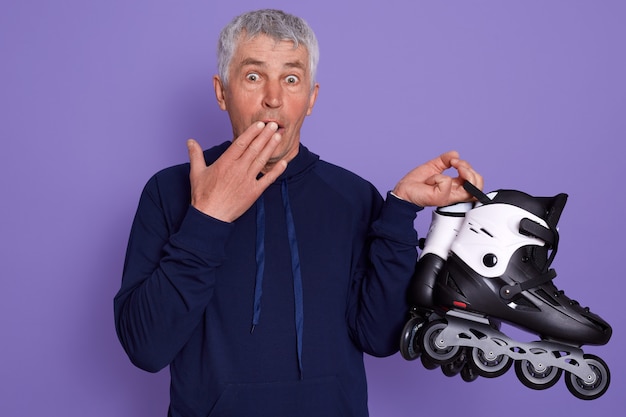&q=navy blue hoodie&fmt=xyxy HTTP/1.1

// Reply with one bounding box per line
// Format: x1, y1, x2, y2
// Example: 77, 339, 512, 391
114, 142, 421, 417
